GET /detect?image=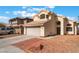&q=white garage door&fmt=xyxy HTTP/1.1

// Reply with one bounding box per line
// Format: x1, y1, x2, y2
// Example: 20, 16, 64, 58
27, 27, 41, 36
